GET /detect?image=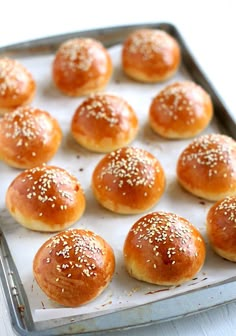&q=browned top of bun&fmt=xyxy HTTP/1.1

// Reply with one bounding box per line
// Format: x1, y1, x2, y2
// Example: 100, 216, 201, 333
6, 165, 85, 231
177, 134, 236, 201
33, 228, 115, 307
149, 81, 213, 138
52, 38, 112, 96
92, 147, 165, 214
0, 106, 62, 169
123, 211, 206, 285
71, 93, 138, 152
0, 57, 36, 113
122, 29, 181, 82
206, 196, 236, 261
